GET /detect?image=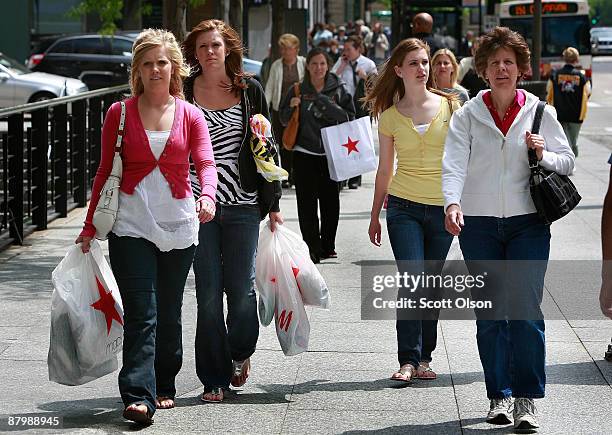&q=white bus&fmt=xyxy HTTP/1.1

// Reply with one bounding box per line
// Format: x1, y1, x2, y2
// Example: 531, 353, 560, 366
499, 0, 592, 79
